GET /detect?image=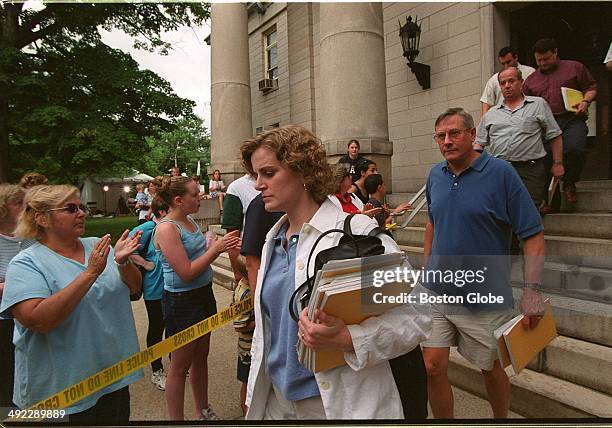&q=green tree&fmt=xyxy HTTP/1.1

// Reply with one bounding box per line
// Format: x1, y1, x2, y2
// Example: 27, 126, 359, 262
0, 2, 210, 182
142, 115, 211, 177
